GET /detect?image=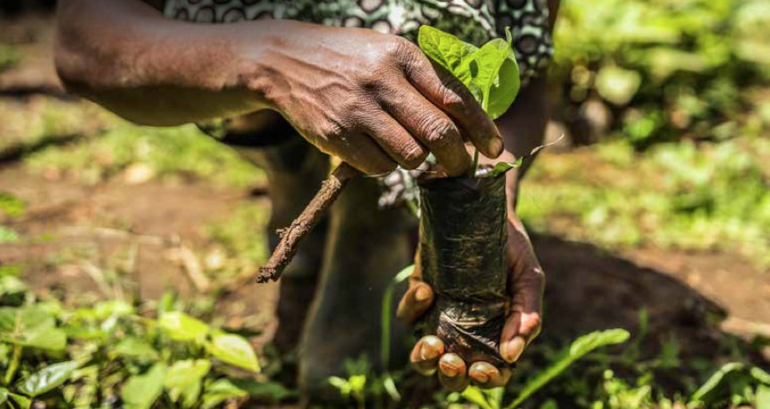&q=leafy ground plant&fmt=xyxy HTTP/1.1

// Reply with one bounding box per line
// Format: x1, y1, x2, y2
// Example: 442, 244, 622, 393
0, 279, 287, 408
